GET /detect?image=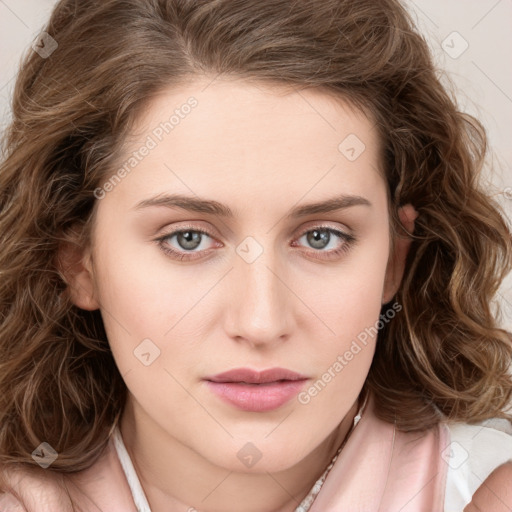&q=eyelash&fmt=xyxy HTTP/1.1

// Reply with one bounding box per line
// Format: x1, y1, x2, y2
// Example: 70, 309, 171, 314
154, 224, 357, 262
